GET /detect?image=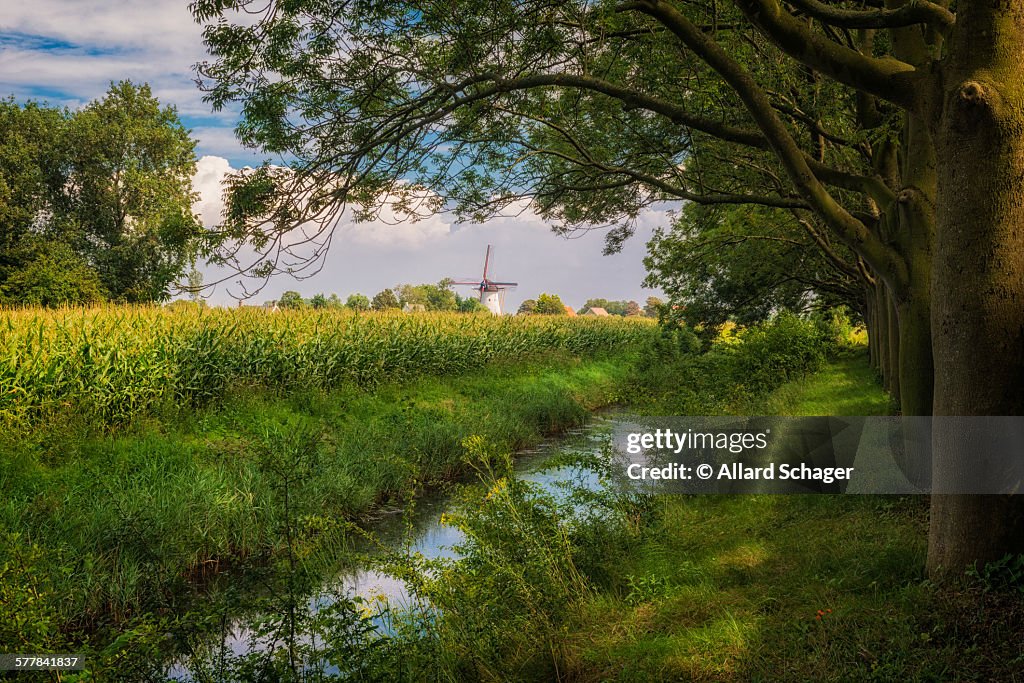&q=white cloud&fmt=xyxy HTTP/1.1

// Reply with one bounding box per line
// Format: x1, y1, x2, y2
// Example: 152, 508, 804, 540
1, 0, 252, 161
190, 156, 665, 309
